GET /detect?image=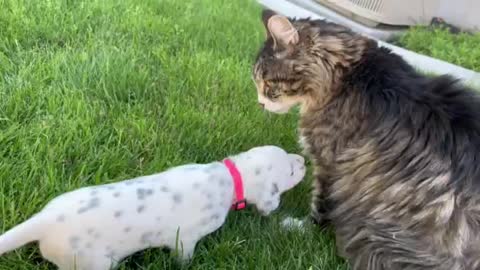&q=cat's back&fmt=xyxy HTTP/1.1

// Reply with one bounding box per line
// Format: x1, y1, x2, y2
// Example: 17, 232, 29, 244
345, 45, 480, 188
